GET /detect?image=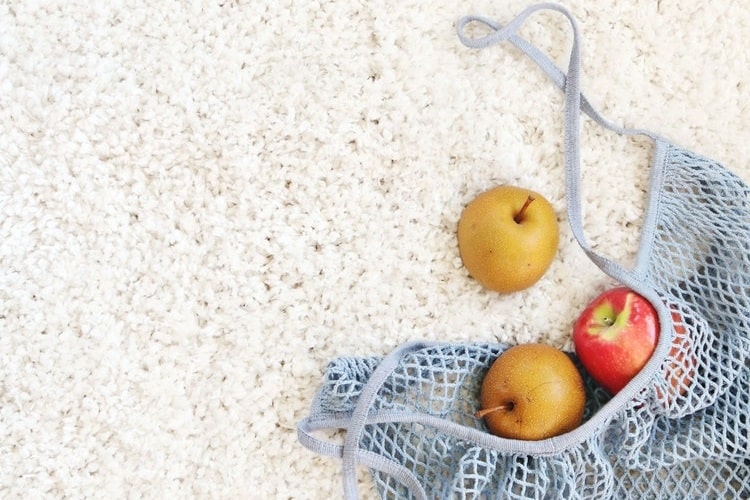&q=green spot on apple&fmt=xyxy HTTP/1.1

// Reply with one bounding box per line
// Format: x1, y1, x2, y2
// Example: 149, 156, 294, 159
587, 295, 633, 341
